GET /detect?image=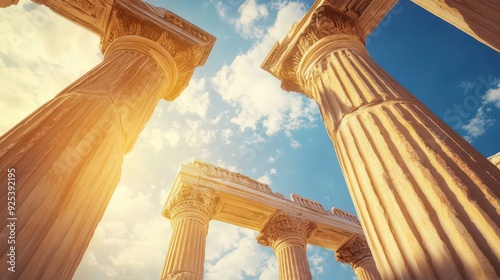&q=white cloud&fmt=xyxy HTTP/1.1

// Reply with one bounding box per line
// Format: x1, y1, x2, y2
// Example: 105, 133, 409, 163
164, 130, 181, 147
483, 81, 500, 108
73, 184, 171, 280
257, 174, 271, 184
205, 222, 242, 261
184, 119, 217, 147
462, 107, 495, 142
221, 128, 233, 144
170, 77, 211, 118
459, 80, 475, 94
309, 249, 326, 276
462, 80, 500, 142
267, 149, 283, 163
140, 119, 216, 152
270, 168, 277, 175
215, 0, 269, 39
290, 138, 301, 149
235, 0, 269, 39
0, 1, 101, 134
258, 256, 278, 280
211, 1, 318, 136
215, 158, 241, 173
205, 229, 276, 280
139, 122, 181, 153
